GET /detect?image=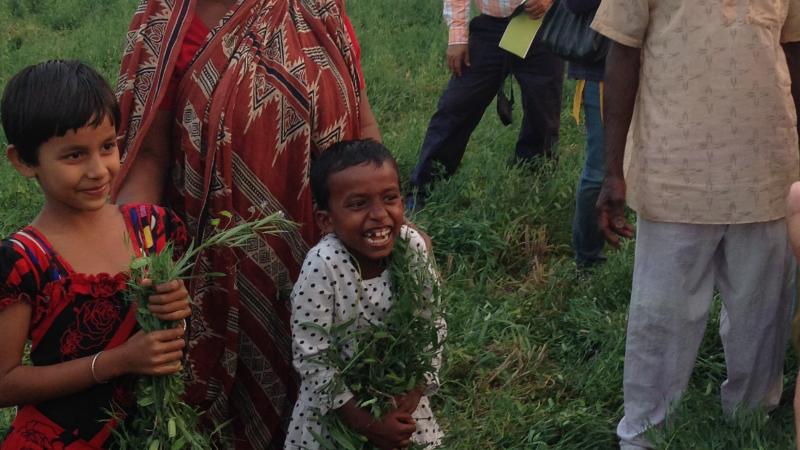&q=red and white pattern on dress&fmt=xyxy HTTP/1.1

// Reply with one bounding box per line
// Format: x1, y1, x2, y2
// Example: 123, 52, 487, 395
0, 204, 186, 450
